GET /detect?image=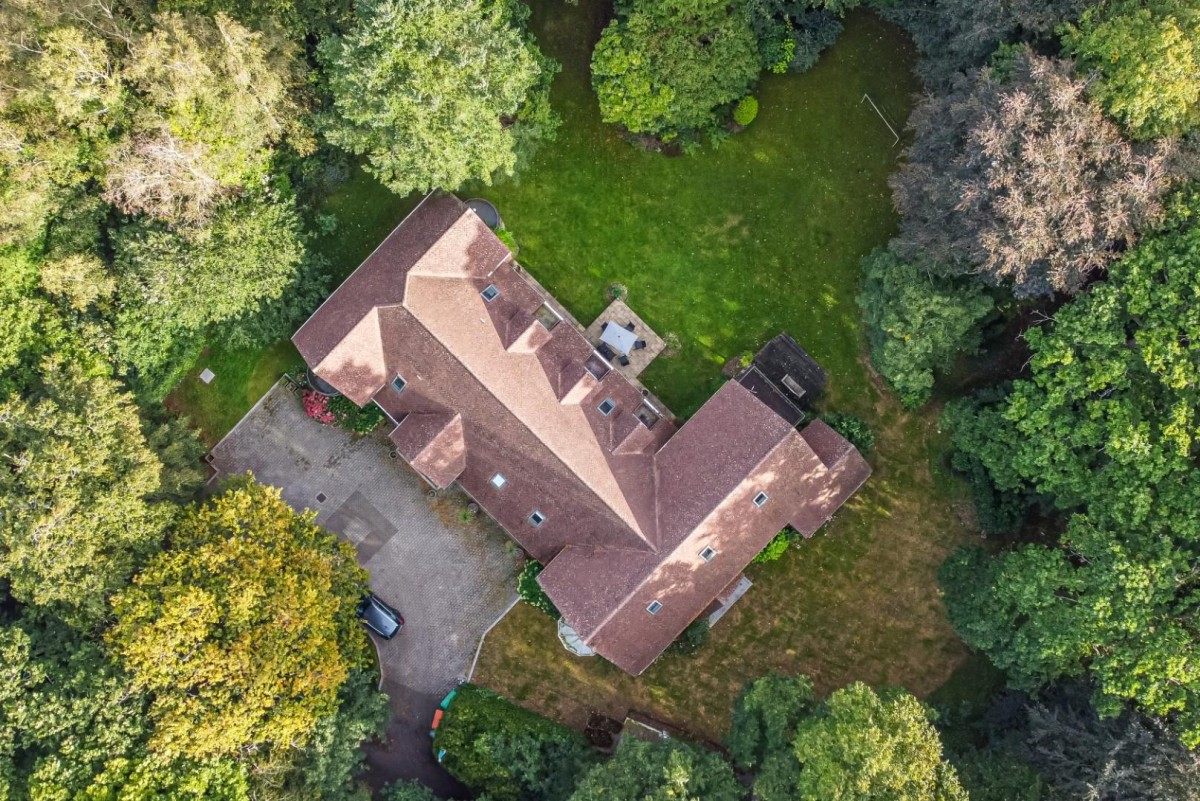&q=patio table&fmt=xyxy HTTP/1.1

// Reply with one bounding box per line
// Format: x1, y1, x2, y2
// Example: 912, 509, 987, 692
600, 322, 637, 355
